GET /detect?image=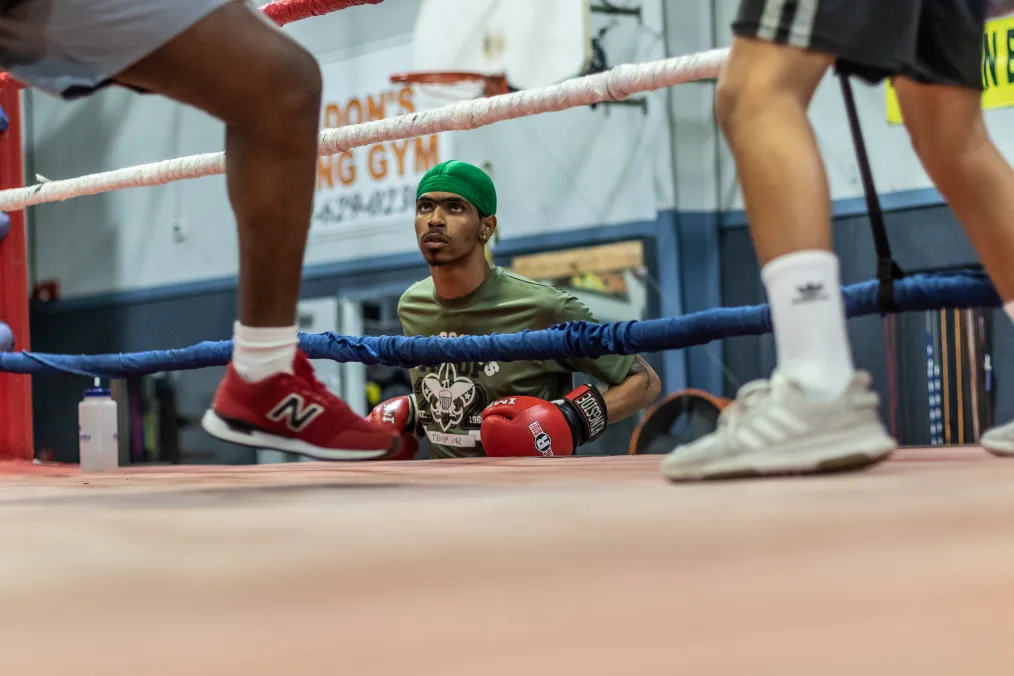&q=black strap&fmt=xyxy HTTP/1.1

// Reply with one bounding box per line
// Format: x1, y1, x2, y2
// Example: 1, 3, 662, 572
837, 69, 903, 314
